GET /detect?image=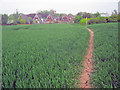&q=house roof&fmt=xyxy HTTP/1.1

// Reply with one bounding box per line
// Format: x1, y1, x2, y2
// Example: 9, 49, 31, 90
38, 13, 49, 18
54, 16, 60, 19
37, 14, 42, 19
62, 15, 69, 19
46, 14, 54, 18
26, 14, 36, 19
61, 15, 70, 22
45, 14, 54, 22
